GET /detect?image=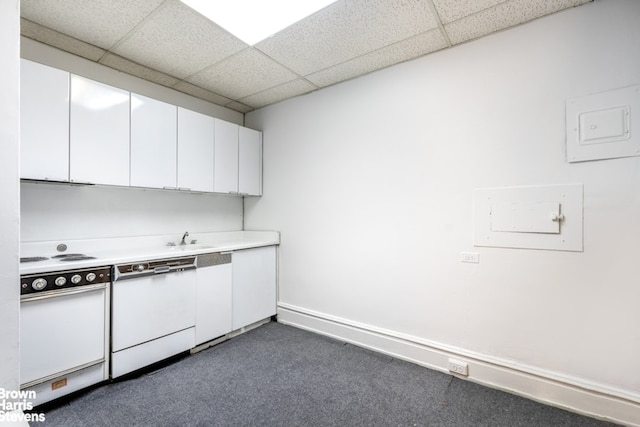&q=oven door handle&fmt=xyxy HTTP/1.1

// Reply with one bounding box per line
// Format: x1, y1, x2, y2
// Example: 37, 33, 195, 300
20, 283, 107, 303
